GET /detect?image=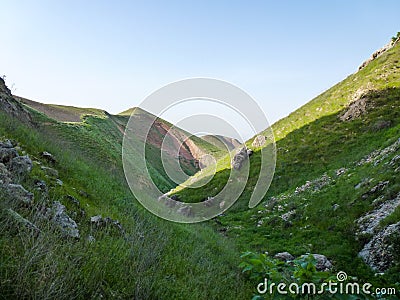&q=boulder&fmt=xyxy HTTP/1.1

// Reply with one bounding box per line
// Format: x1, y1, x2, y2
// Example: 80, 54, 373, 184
301, 254, 333, 271
10, 155, 33, 177
49, 201, 80, 239
0, 162, 11, 184
0, 147, 18, 164
231, 147, 250, 170
40, 151, 56, 164
252, 135, 266, 148
90, 215, 125, 234
274, 252, 294, 262
0, 140, 14, 148
359, 221, 400, 272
